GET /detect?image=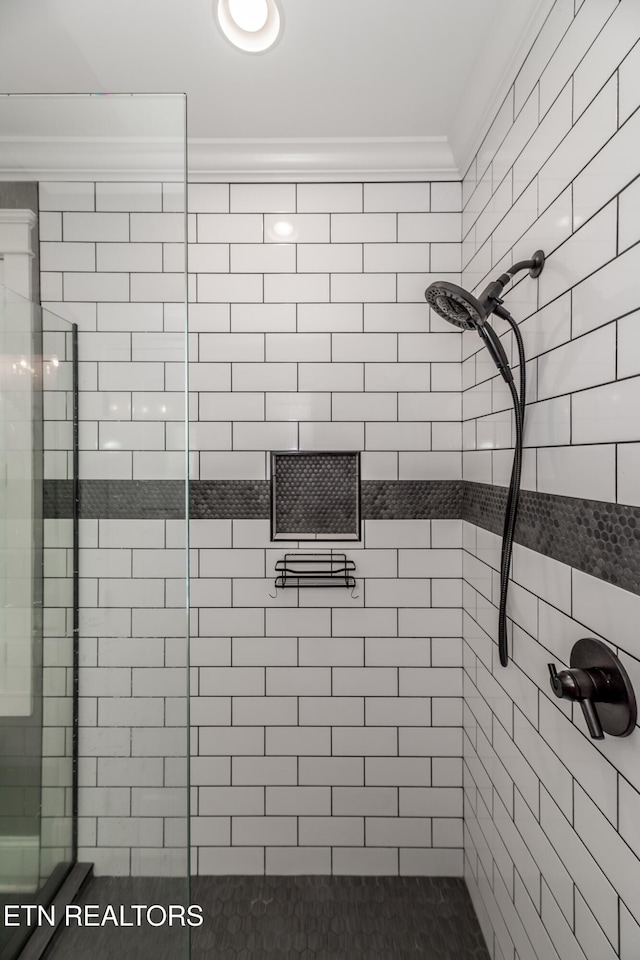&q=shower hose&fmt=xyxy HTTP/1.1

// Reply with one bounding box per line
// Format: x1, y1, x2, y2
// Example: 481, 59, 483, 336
497, 311, 526, 667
